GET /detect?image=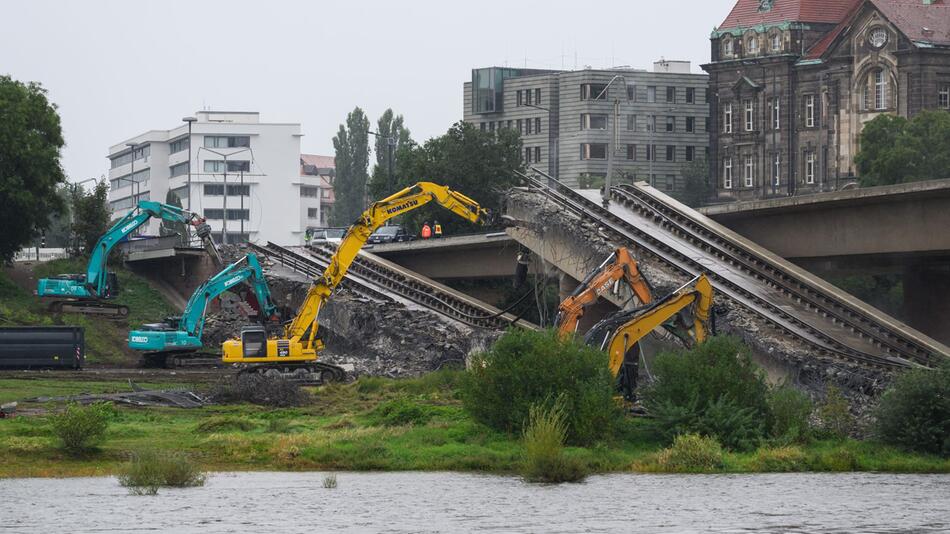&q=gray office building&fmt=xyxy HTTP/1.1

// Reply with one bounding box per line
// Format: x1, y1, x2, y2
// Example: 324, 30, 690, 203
463, 61, 710, 193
